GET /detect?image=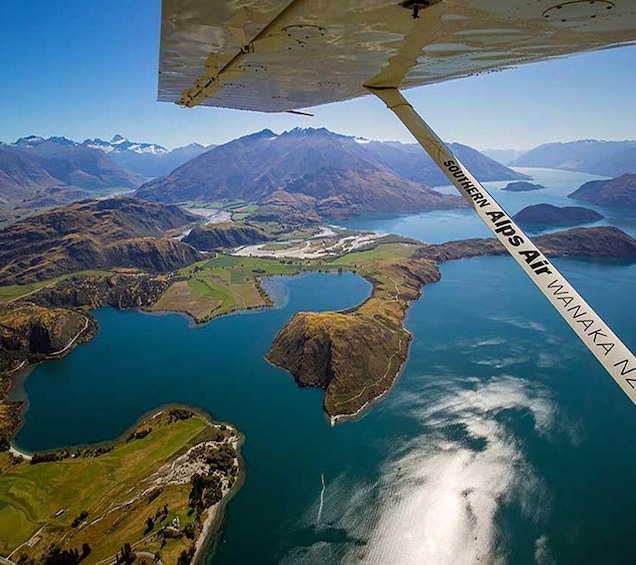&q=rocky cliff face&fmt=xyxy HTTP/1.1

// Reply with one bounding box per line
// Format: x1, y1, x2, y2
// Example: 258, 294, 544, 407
0, 302, 94, 371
